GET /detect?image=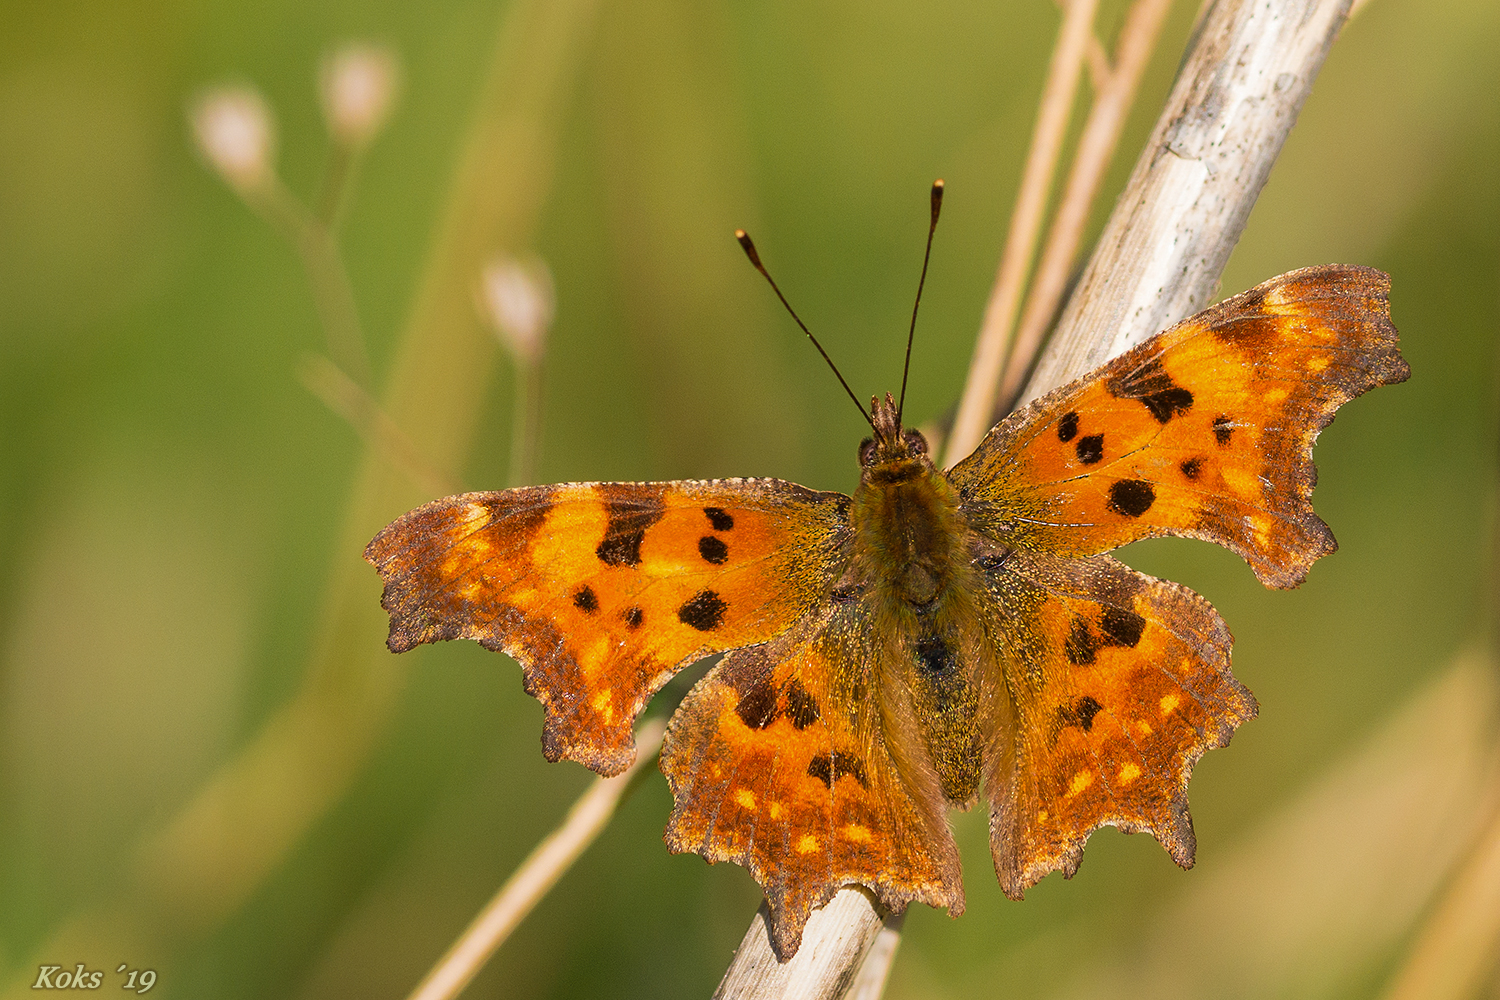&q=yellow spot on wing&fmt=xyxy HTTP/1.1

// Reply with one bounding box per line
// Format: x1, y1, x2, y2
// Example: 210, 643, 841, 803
796, 834, 819, 855
581, 635, 610, 672
1119, 762, 1142, 784
734, 788, 756, 810
1037, 810, 1048, 822
1248, 514, 1273, 548
1264, 387, 1289, 406
1307, 355, 1330, 373
461, 502, 490, 532
1160, 692, 1181, 715
1067, 772, 1093, 798
1223, 467, 1258, 497
1136, 720, 1153, 736
844, 823, 872, 843
768, 802, 785, 820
